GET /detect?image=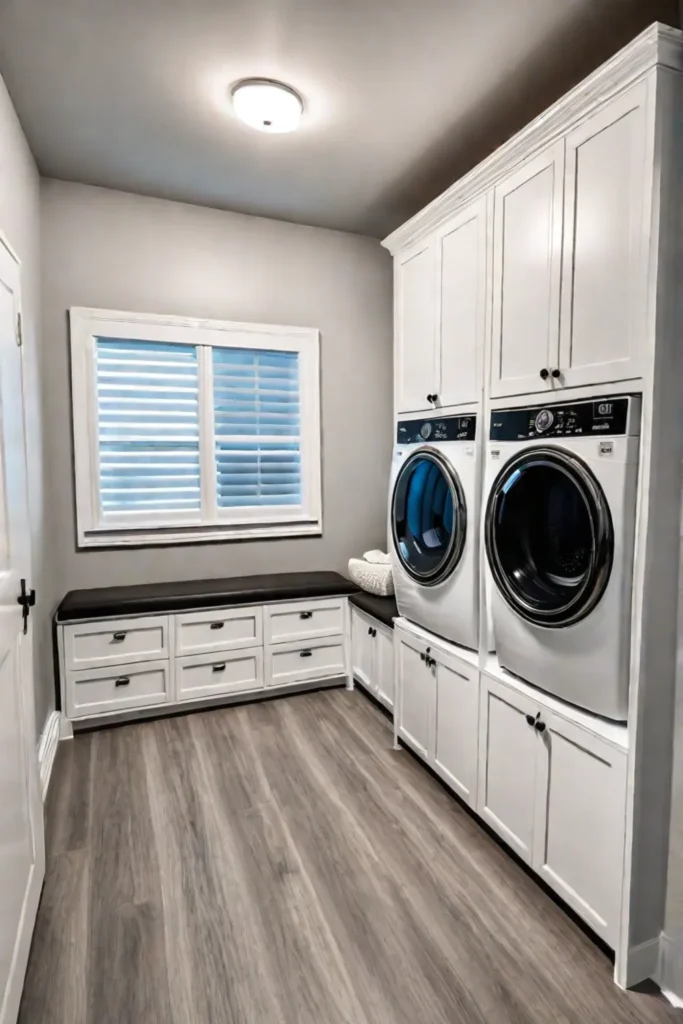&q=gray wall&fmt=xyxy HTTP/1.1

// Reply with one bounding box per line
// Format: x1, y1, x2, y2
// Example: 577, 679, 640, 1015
0, 74, 52, 737
40, 180, 393, 602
